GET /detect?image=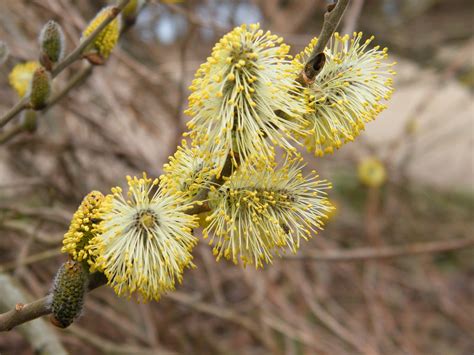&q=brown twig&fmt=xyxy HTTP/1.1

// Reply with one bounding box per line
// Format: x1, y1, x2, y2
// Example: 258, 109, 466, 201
167, 291, 272, 348
66, 325, 175, 355
46, 64, 94, 108
161, 1, 227, 33
287, 237, 474, 262
298, 0, 351, 84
